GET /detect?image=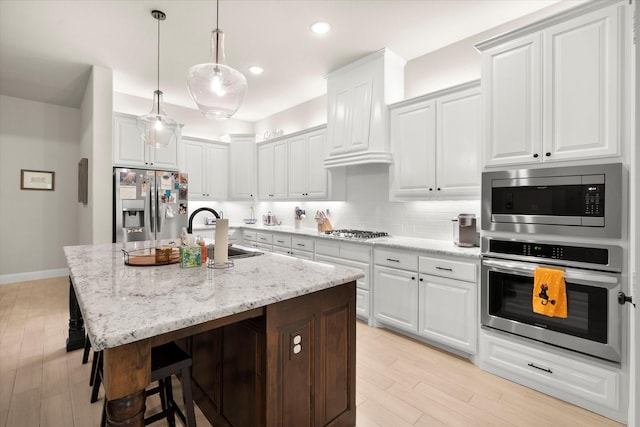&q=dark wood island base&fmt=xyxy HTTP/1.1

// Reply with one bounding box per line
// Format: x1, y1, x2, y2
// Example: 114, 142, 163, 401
96, 281, 356, 427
